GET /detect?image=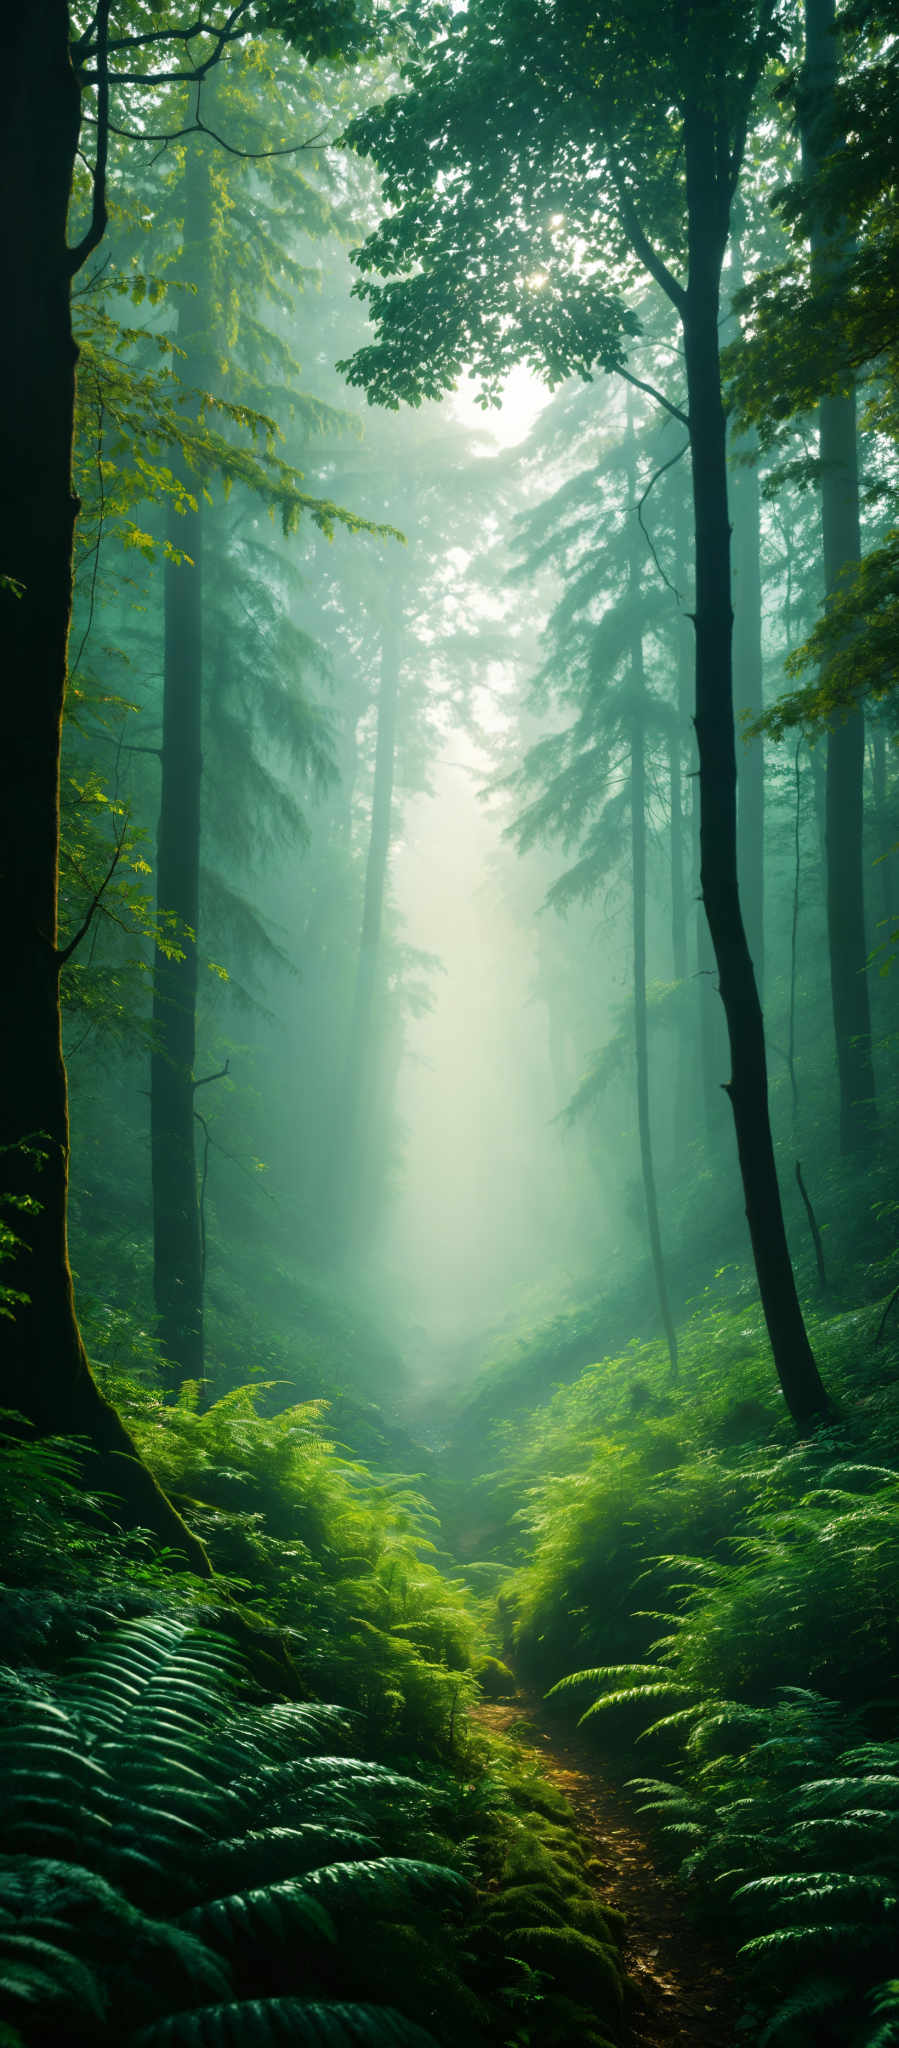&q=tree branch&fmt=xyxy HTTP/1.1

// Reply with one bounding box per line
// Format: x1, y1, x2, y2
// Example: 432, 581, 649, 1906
617, 367, 689, 430
192, 1059, 230, 1090
633, 435, 690, 598
56, 830, 125, 968
81, 90, 332, 161
74, 4, 251, 68
68, 0, 110, 277
608, 155, 688, 317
